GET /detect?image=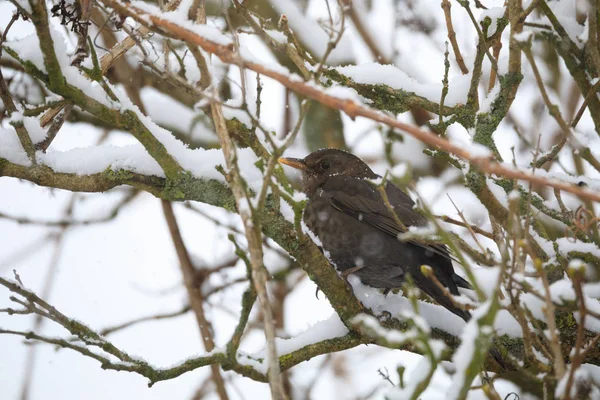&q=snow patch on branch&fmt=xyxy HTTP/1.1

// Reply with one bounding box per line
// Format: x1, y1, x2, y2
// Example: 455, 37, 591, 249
238, 314, 348, 374
37, 144, 164, 176
336, 63, 471, 106
448, 299, 494, 399
131, 0, 232, 46
270, 0, 353, 65
113, 83, 264, 187
0, 128, 32, 166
